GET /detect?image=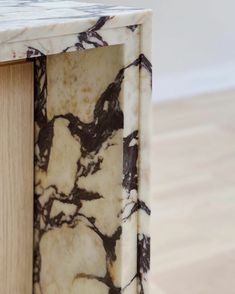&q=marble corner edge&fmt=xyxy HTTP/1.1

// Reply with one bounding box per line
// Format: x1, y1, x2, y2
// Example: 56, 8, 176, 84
137, 13, 152, 294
